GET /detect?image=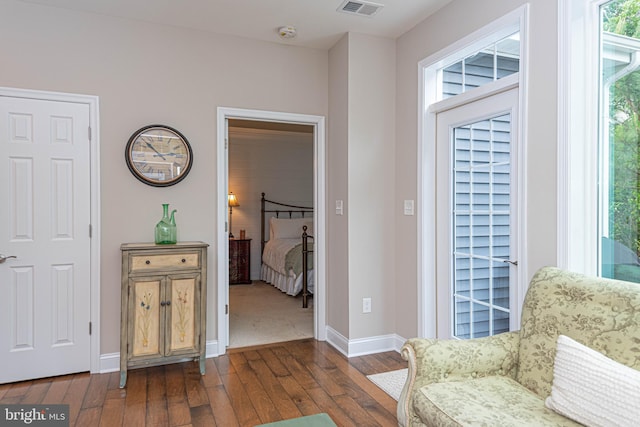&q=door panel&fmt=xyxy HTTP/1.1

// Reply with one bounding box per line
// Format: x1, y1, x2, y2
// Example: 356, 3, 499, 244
0, 96, 91, 383
168, 276, 199, 354
436, 88, 518, 339
131, 279, 162, 359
